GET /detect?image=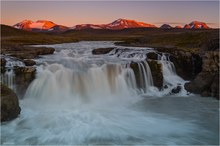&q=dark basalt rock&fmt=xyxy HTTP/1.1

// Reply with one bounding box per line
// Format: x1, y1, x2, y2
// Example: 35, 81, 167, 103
23, 59, 36, 66
171, 85, 182, 94
5, 46, 55, 59
1, 83, 21, 122
1, 58, 6, 67
92, 47, 115, 55
146, 52, 158, 60
184, 72, 219, 99
147, 60, 163, 89
14, 66, 36, 98
185, 50, 219, 99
